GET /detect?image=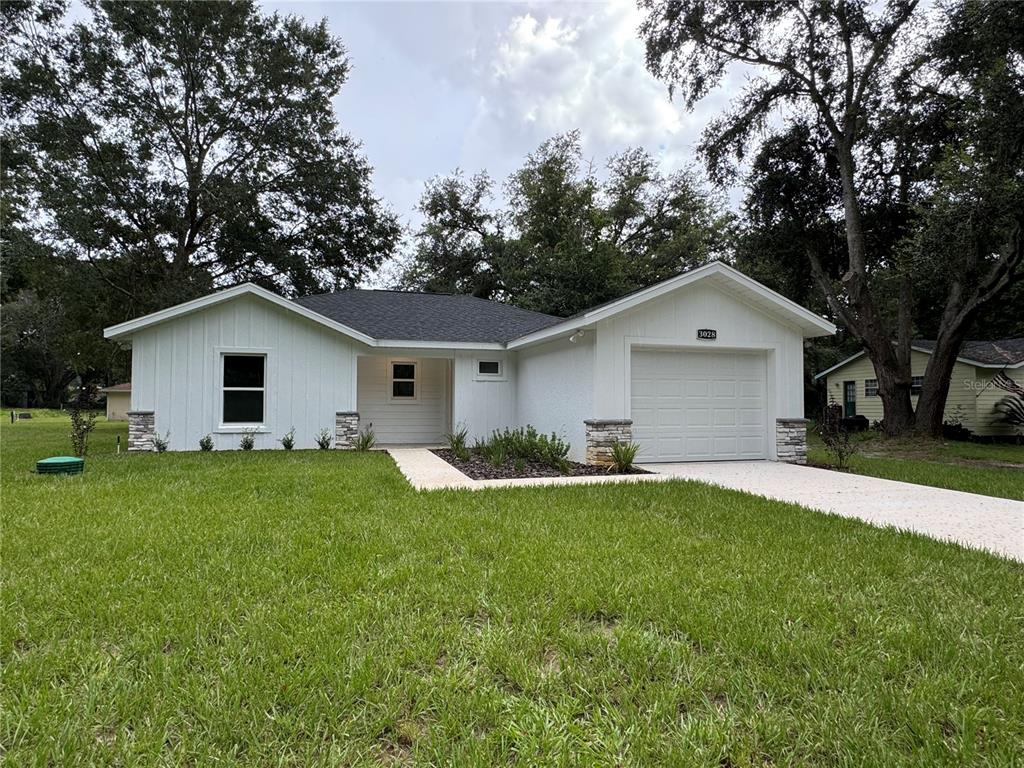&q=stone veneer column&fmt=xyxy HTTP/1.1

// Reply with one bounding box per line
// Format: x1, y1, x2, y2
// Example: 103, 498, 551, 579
335, 411, 359, 449
127, 410, 155, 452
584, 419, 633, 465
776, 418, 808, 464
